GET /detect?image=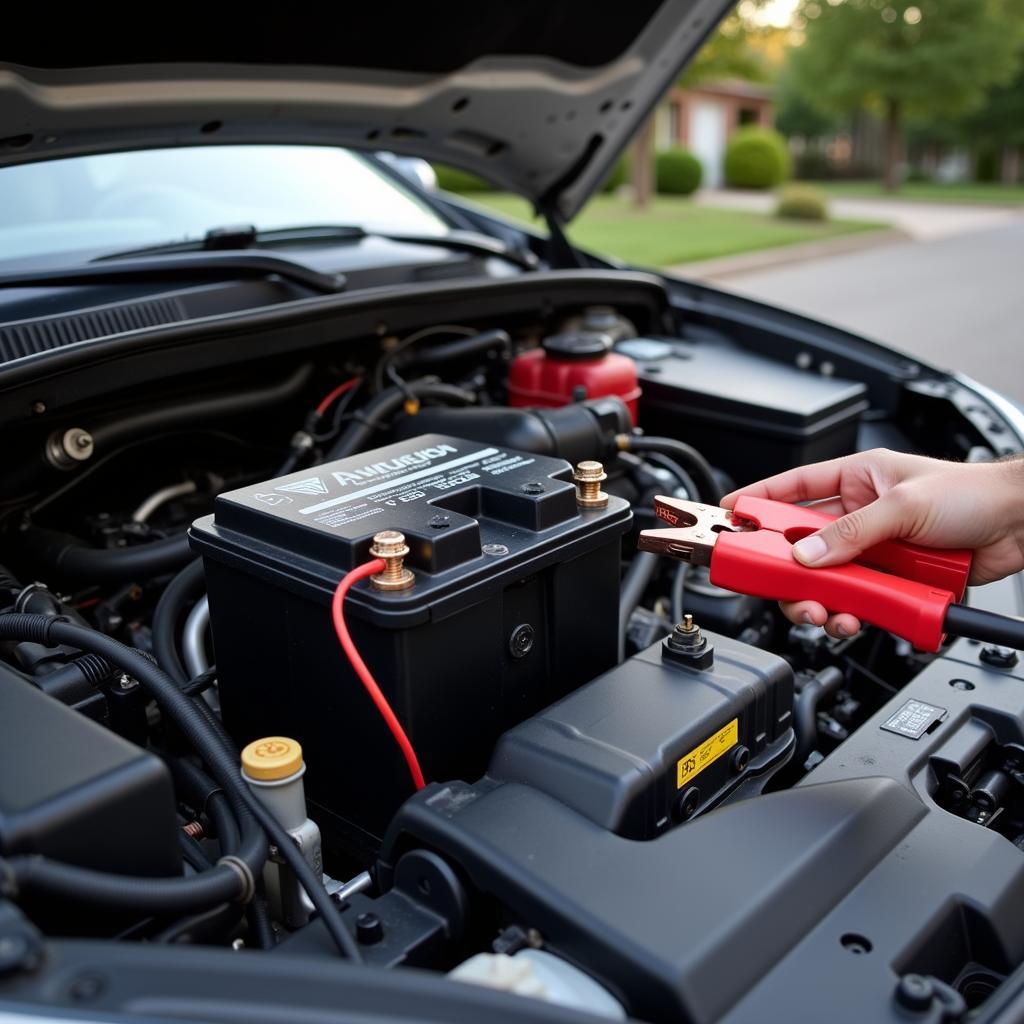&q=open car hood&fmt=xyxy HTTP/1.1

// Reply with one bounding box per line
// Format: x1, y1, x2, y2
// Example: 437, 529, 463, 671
0, 0, 731, 222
